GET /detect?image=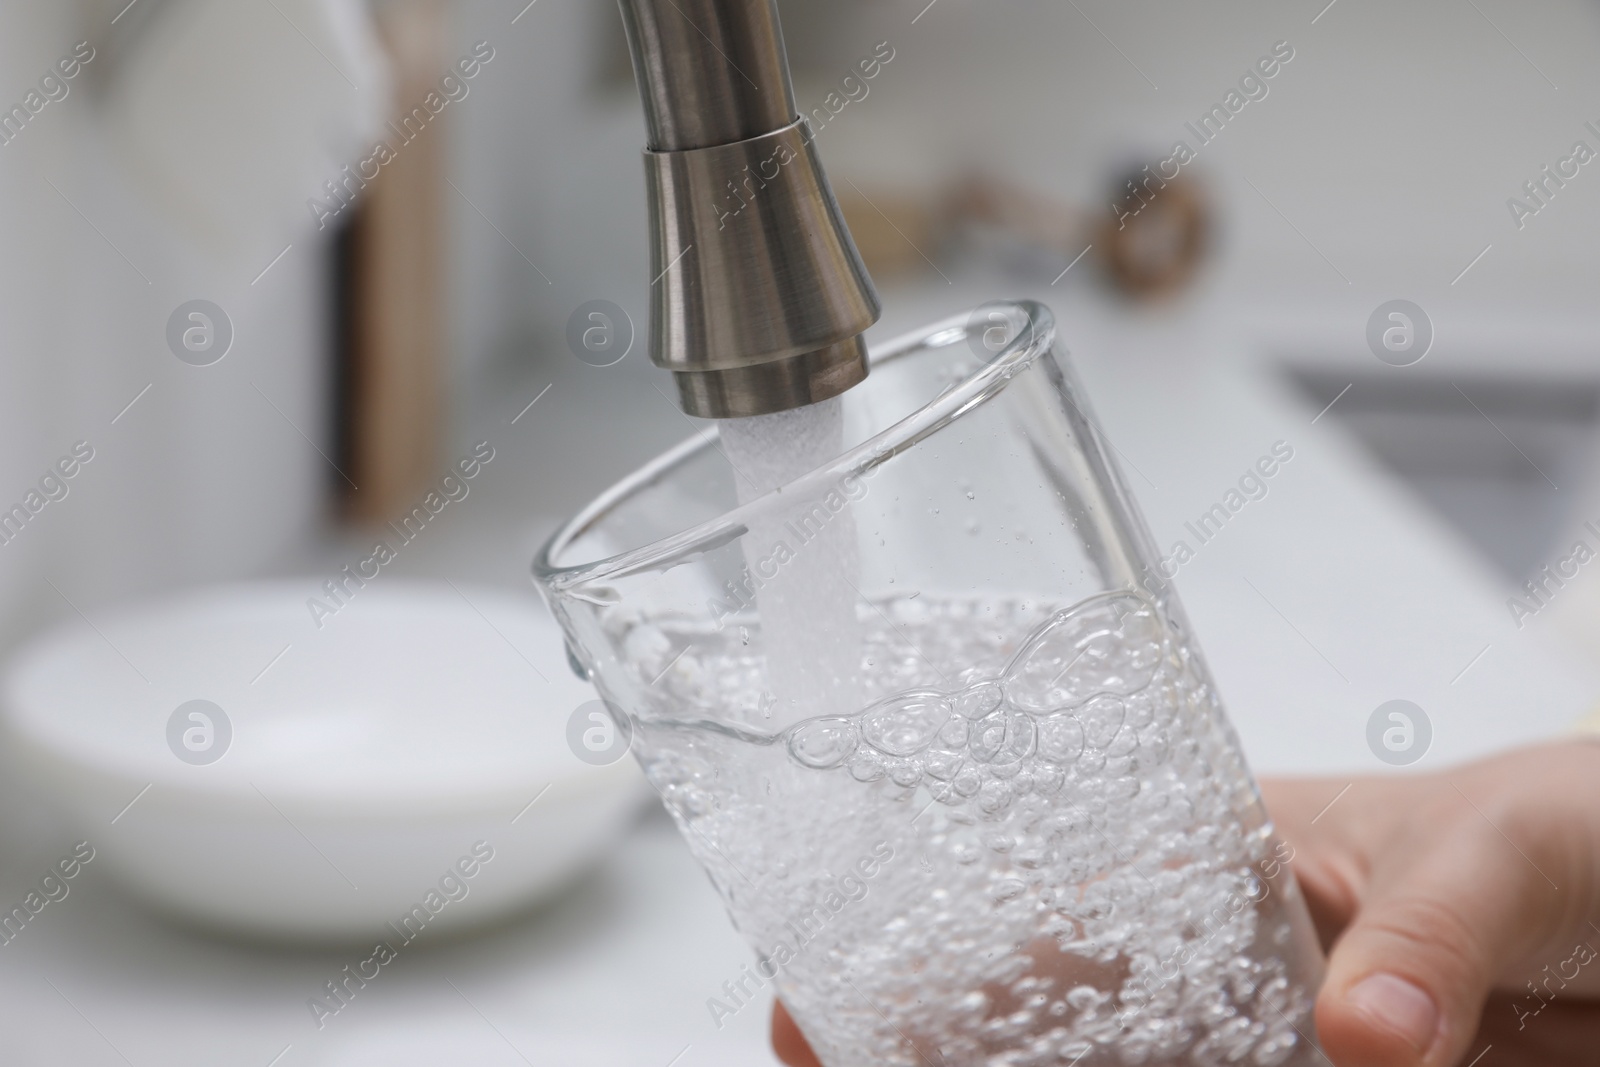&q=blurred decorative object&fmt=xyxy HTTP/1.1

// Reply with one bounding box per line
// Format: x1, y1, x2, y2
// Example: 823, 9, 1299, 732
102, 0, 390, 259
834, 186, 944, 280
951, 169, 1210, 299
1095, 164, 1210, 299
945, 174, 1084, 278
338, 0, 449, 523
2, 581, 647, 941
838, 166, 1210, 300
